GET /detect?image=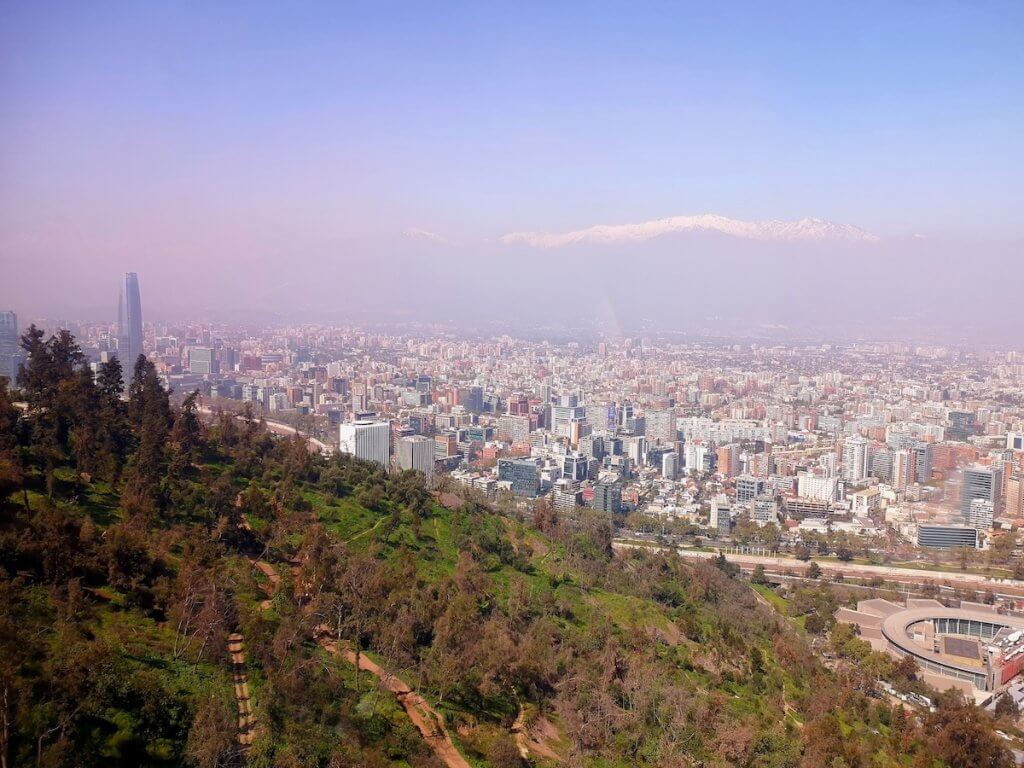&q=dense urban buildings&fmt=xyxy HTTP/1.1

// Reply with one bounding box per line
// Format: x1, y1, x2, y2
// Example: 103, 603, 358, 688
12, 302, 1024, 567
